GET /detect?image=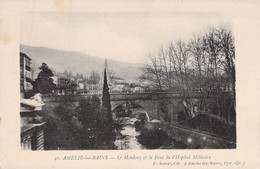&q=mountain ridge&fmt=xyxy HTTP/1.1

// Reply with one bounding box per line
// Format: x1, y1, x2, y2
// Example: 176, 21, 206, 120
20, 44, 143, 81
